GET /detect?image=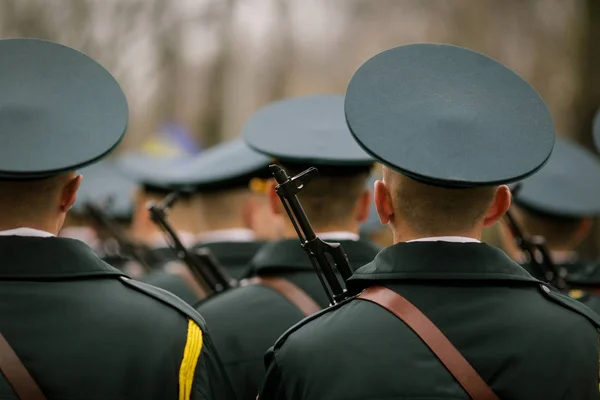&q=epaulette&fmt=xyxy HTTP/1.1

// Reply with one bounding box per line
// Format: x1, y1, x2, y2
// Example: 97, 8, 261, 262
539, 283, 600, 327
118, 276, 208, 330
271, 294, 359, 351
